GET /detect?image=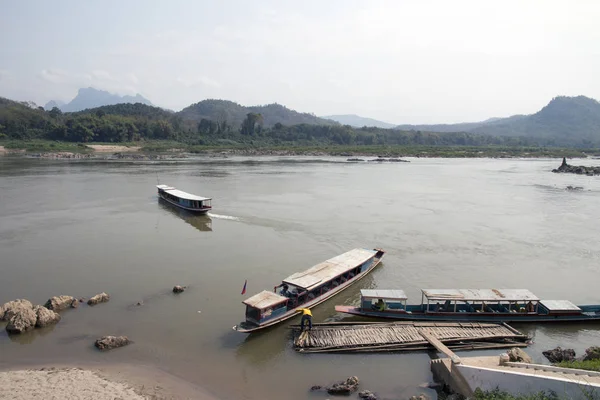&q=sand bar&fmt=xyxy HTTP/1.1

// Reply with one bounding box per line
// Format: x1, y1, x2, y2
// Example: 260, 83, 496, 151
87, 144, 141, 152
